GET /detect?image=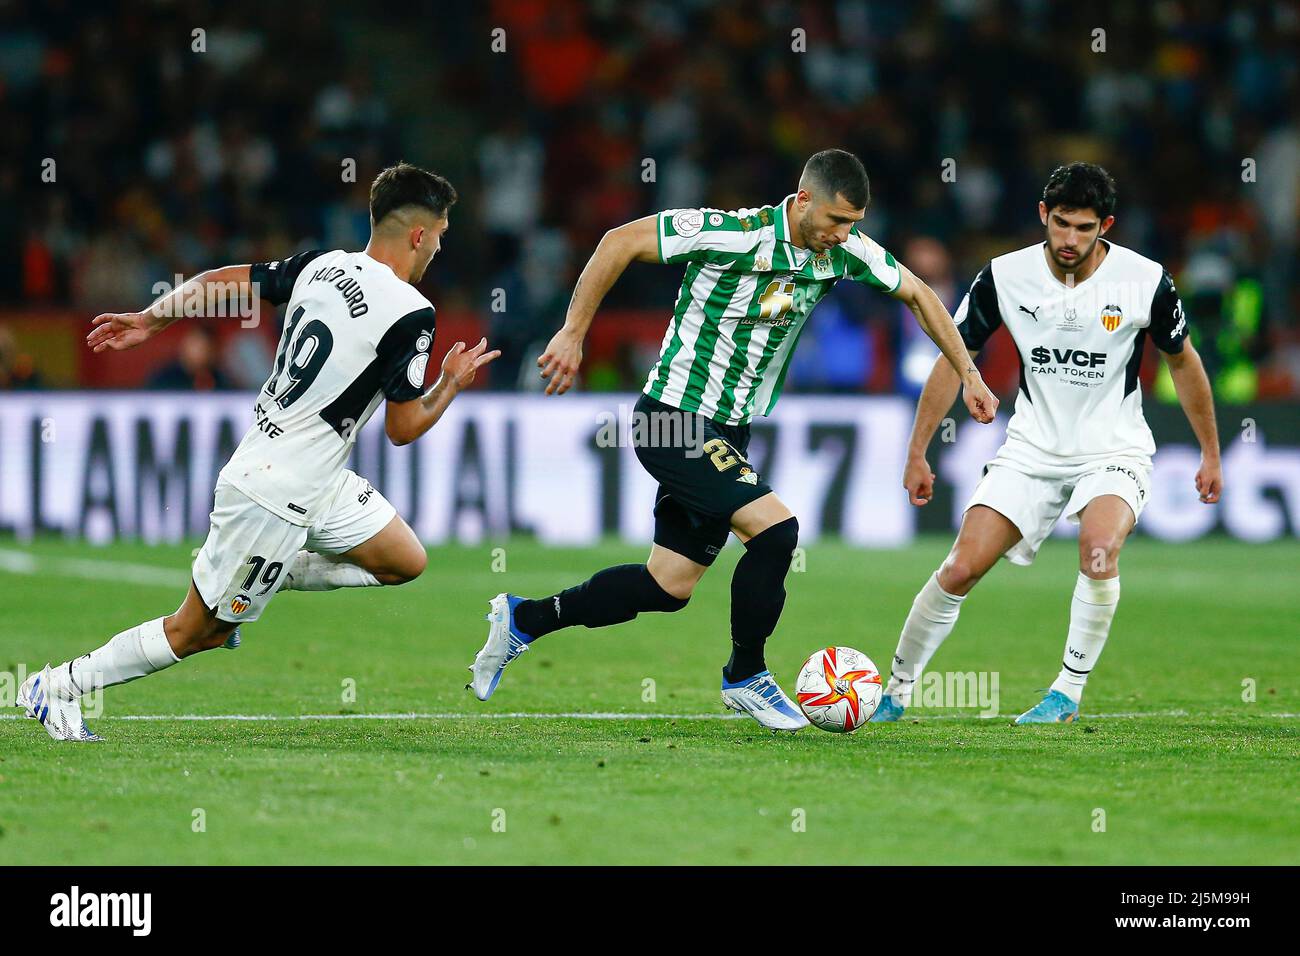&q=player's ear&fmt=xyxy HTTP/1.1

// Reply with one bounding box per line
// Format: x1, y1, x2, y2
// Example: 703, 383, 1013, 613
410, 225, 425, 251
1038, 201, 1049, 225
1099, 215, 1115, 235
